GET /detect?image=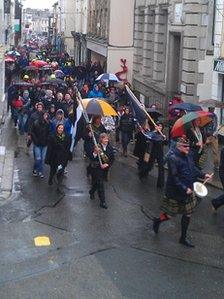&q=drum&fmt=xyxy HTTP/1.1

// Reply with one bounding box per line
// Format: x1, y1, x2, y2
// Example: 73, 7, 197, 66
193, 182, 208, 198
